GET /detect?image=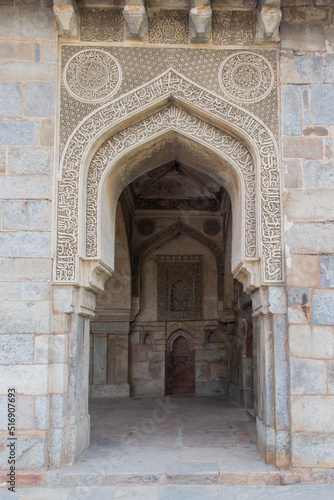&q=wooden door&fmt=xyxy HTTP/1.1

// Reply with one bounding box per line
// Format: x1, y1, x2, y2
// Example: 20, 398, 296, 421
166, 333, 195, 395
